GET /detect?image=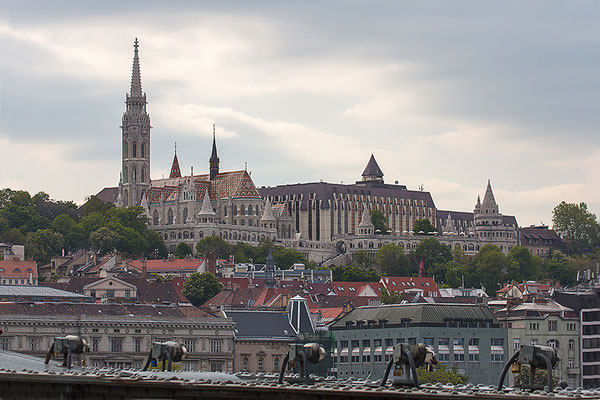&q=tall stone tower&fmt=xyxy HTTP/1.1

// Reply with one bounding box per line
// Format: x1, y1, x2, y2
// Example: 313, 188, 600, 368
209, 124, 219, 180
121, 38, 151, 206
474, 180, 503, 236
